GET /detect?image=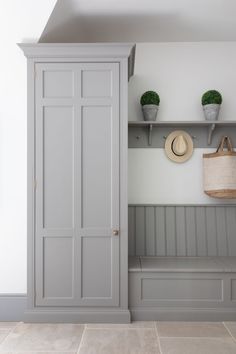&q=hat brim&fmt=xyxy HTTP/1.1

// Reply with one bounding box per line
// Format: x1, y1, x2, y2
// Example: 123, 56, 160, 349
165, 130, 193, 163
